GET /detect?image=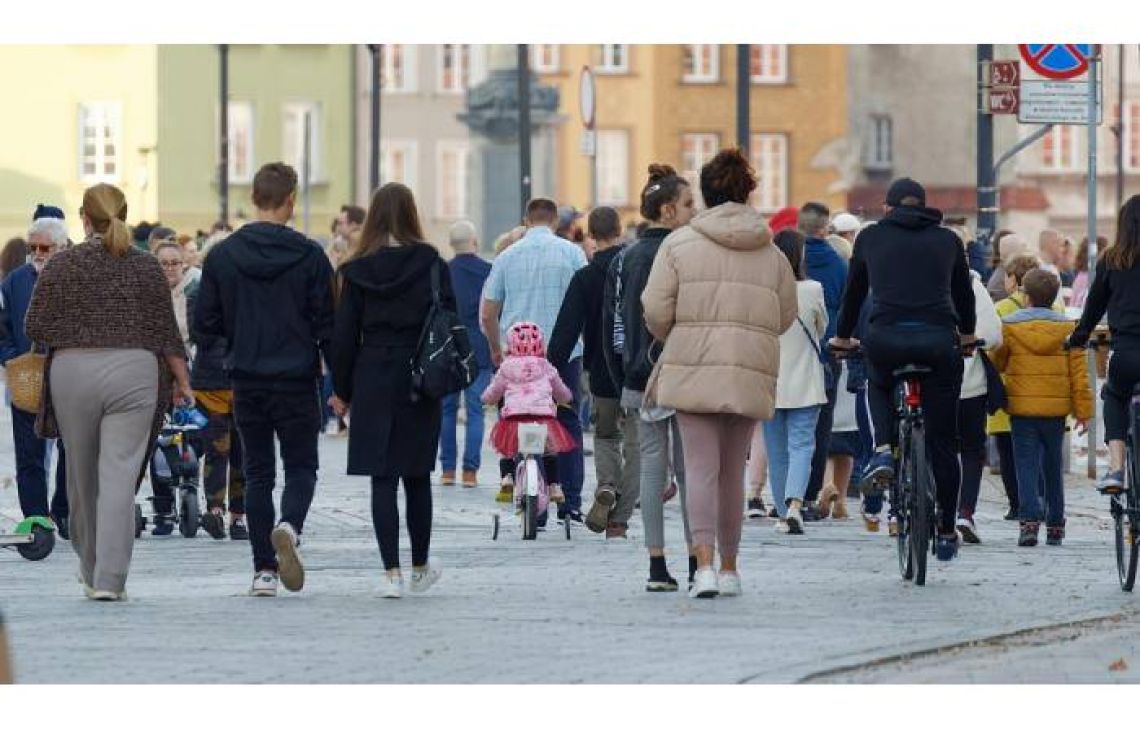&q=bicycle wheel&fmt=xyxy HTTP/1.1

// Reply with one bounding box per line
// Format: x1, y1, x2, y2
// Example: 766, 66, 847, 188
178, 487, 200, 539
895, 426, 913, 580
1115, 448, 1140, 591
520, 458, 538, 540
910, 424, 932, 586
